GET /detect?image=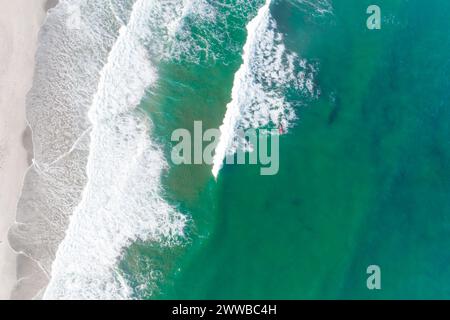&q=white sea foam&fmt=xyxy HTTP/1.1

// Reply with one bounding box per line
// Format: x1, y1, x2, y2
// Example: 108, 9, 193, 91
10, 0, 215, 299
43, 0, 191, 300
137, 0, 219, 64
212, 0, 319, 178
10, 0, 317, 299
9, 0, 130, 299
